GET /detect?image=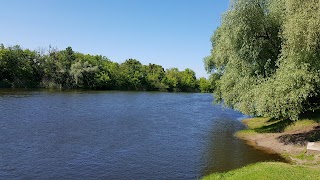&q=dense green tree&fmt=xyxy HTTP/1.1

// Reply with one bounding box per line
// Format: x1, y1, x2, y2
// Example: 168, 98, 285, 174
145, 63, 166, 91
0, 46, 41, 88
205, 0, 320, 120
40, 52, 60, 88
180, 68, 197, 92
94, 59, 118, 89
198, 77, 213, 93
162, 68, 181, 91
0, 44, 203, 92
119, 59, 147, 90
70, 61, 98, 88
55, 47, 76, 88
